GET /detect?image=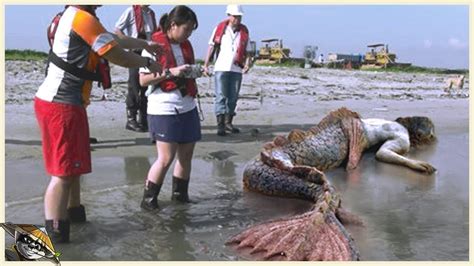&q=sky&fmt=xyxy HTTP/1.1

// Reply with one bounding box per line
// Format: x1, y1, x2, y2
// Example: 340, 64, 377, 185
4, 4, 470, 69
